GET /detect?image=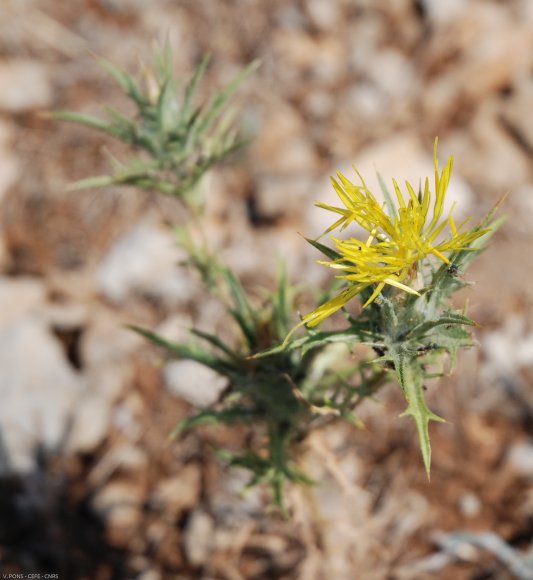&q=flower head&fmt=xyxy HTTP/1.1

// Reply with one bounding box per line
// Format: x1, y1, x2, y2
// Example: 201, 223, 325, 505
303, 138, 488, 328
